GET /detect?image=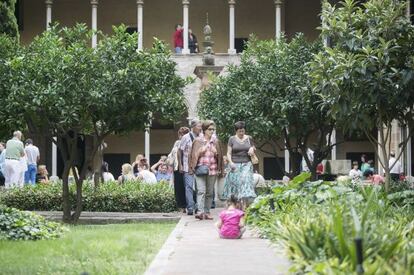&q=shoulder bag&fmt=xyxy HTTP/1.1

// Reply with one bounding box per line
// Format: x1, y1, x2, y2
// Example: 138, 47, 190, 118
247, 137, 259, 165
195, 164, 209, 176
